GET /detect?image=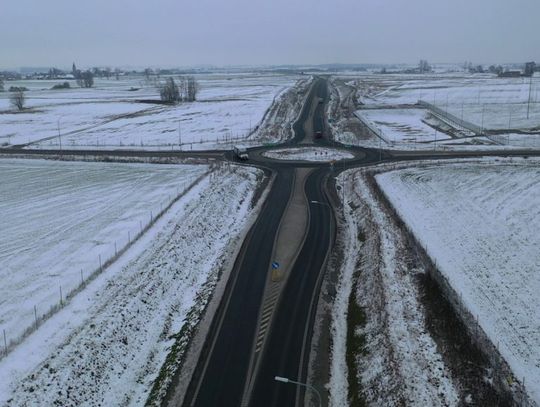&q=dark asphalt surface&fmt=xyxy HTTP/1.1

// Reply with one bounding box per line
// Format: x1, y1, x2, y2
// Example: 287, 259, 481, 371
181, 77, 335, 407
249, 167, 334, 407
181, 167, 294, 407
180, 79, 327, 407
